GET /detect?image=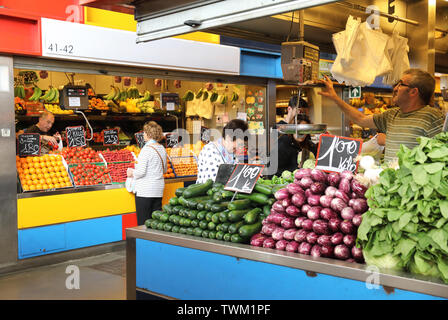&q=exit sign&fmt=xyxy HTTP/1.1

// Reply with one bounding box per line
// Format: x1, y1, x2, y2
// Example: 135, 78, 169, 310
349, 86, 361, 98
